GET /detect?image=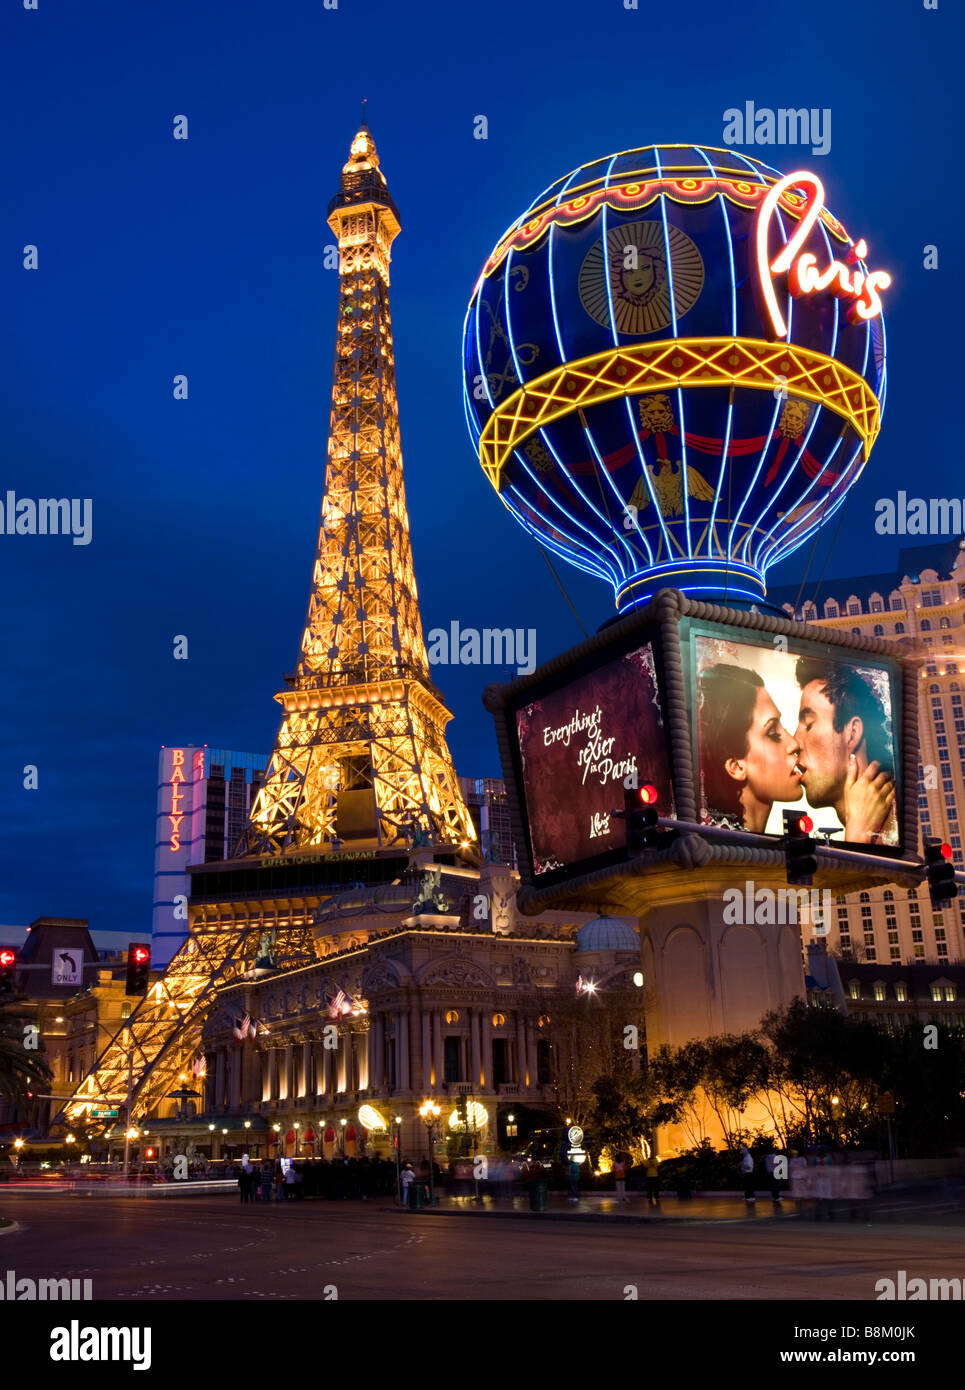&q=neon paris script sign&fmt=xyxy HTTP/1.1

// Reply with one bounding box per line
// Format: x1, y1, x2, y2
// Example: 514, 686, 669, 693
756, 171, 891, 339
